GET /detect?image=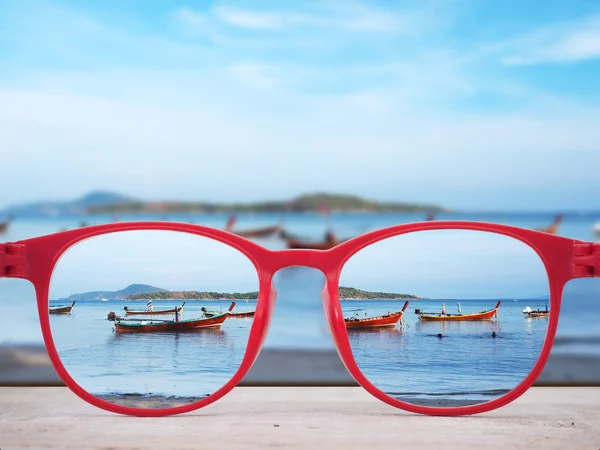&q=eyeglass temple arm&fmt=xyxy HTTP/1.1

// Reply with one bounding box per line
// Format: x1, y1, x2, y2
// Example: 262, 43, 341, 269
573, 243, 600, 278
0, 243, 27, 278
